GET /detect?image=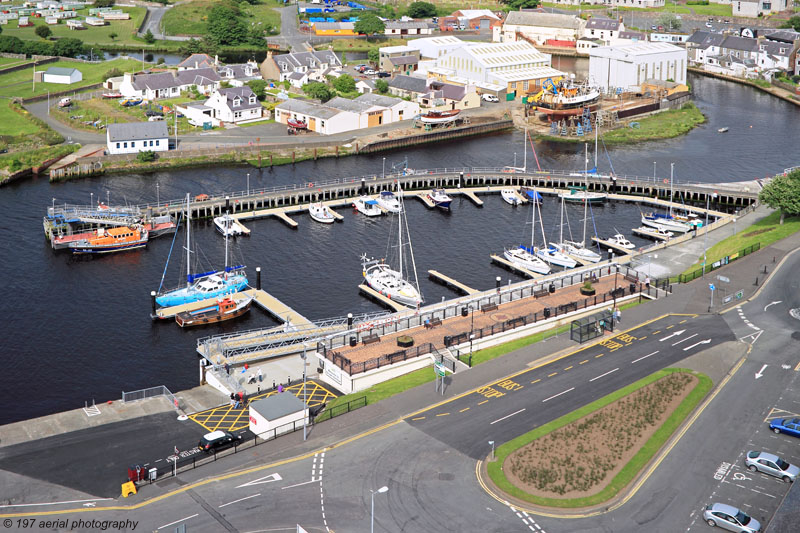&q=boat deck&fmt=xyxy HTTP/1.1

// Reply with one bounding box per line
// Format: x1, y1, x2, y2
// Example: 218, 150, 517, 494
632, 227, 670, 241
